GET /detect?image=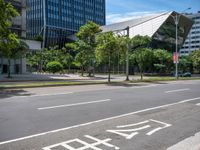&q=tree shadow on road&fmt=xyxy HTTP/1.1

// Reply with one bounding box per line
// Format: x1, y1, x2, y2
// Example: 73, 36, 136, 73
0, 89, 32, 99
106, 81, 168, 87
